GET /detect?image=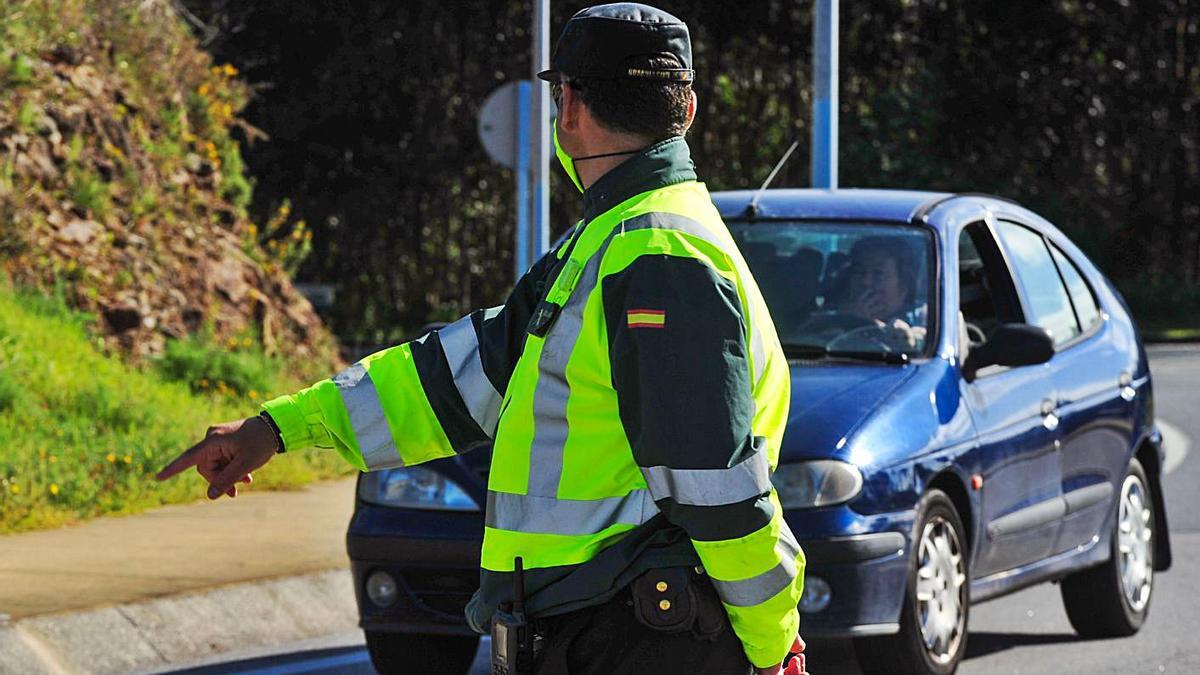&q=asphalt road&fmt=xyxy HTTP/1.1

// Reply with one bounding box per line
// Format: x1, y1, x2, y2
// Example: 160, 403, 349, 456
167, 345, 1200, 675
